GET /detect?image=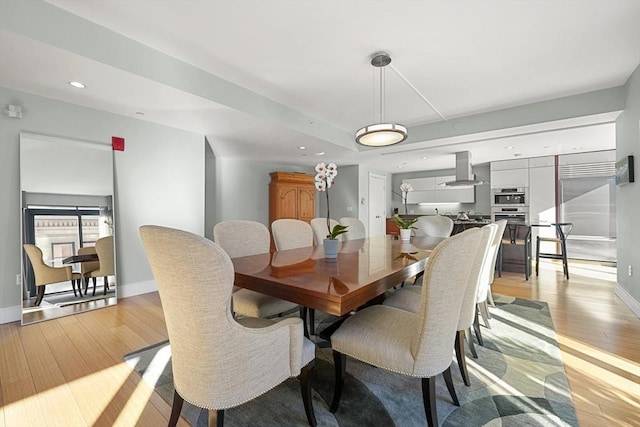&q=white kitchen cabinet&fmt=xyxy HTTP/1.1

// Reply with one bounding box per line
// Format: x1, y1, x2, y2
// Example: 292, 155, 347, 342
529, 156, 555, 168
490, 159, 529, 171
529, 164, 556, 250
491, 168, 529, 188
403, 177, 435, 191
436, 187, 475, 203
407, 190, 436, 203
404, 176, 474, 203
